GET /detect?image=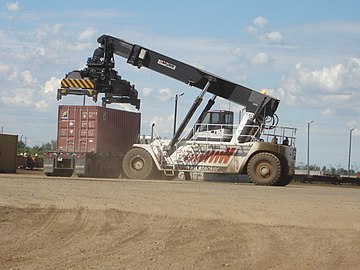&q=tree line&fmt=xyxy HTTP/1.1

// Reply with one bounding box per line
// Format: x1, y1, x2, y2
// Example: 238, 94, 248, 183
295, 164, 358, 177
17, 139, 56, 158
